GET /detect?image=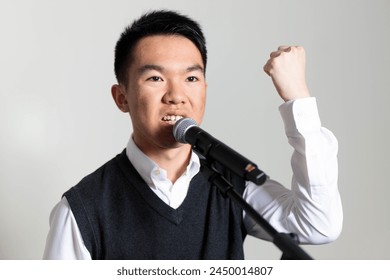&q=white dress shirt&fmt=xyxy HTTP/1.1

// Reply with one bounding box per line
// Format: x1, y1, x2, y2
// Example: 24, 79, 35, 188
43, 97, 343, 259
